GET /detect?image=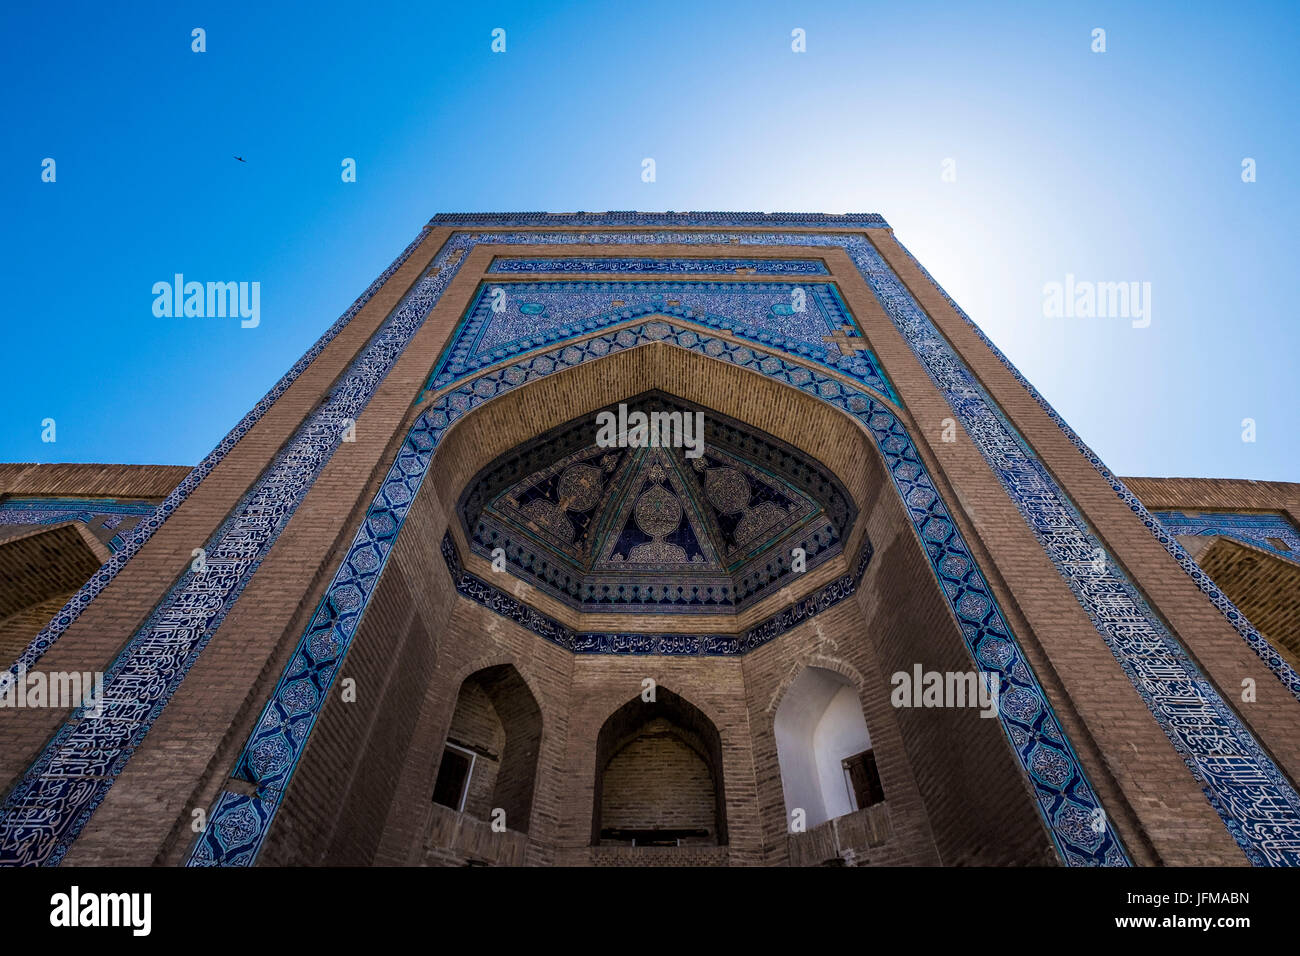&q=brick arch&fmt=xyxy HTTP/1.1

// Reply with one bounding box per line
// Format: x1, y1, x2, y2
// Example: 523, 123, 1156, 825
591, 685, 728, 847
195, 321, 1128, 866
410, 331, 1121, 864
589, 677, 732, 740
772, 664, 878, 830
421, 341, 881, 635
767, 654, 869, 717
447, 652, 541, 700
439, 653, 550, 837
439, 663, 543, 835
